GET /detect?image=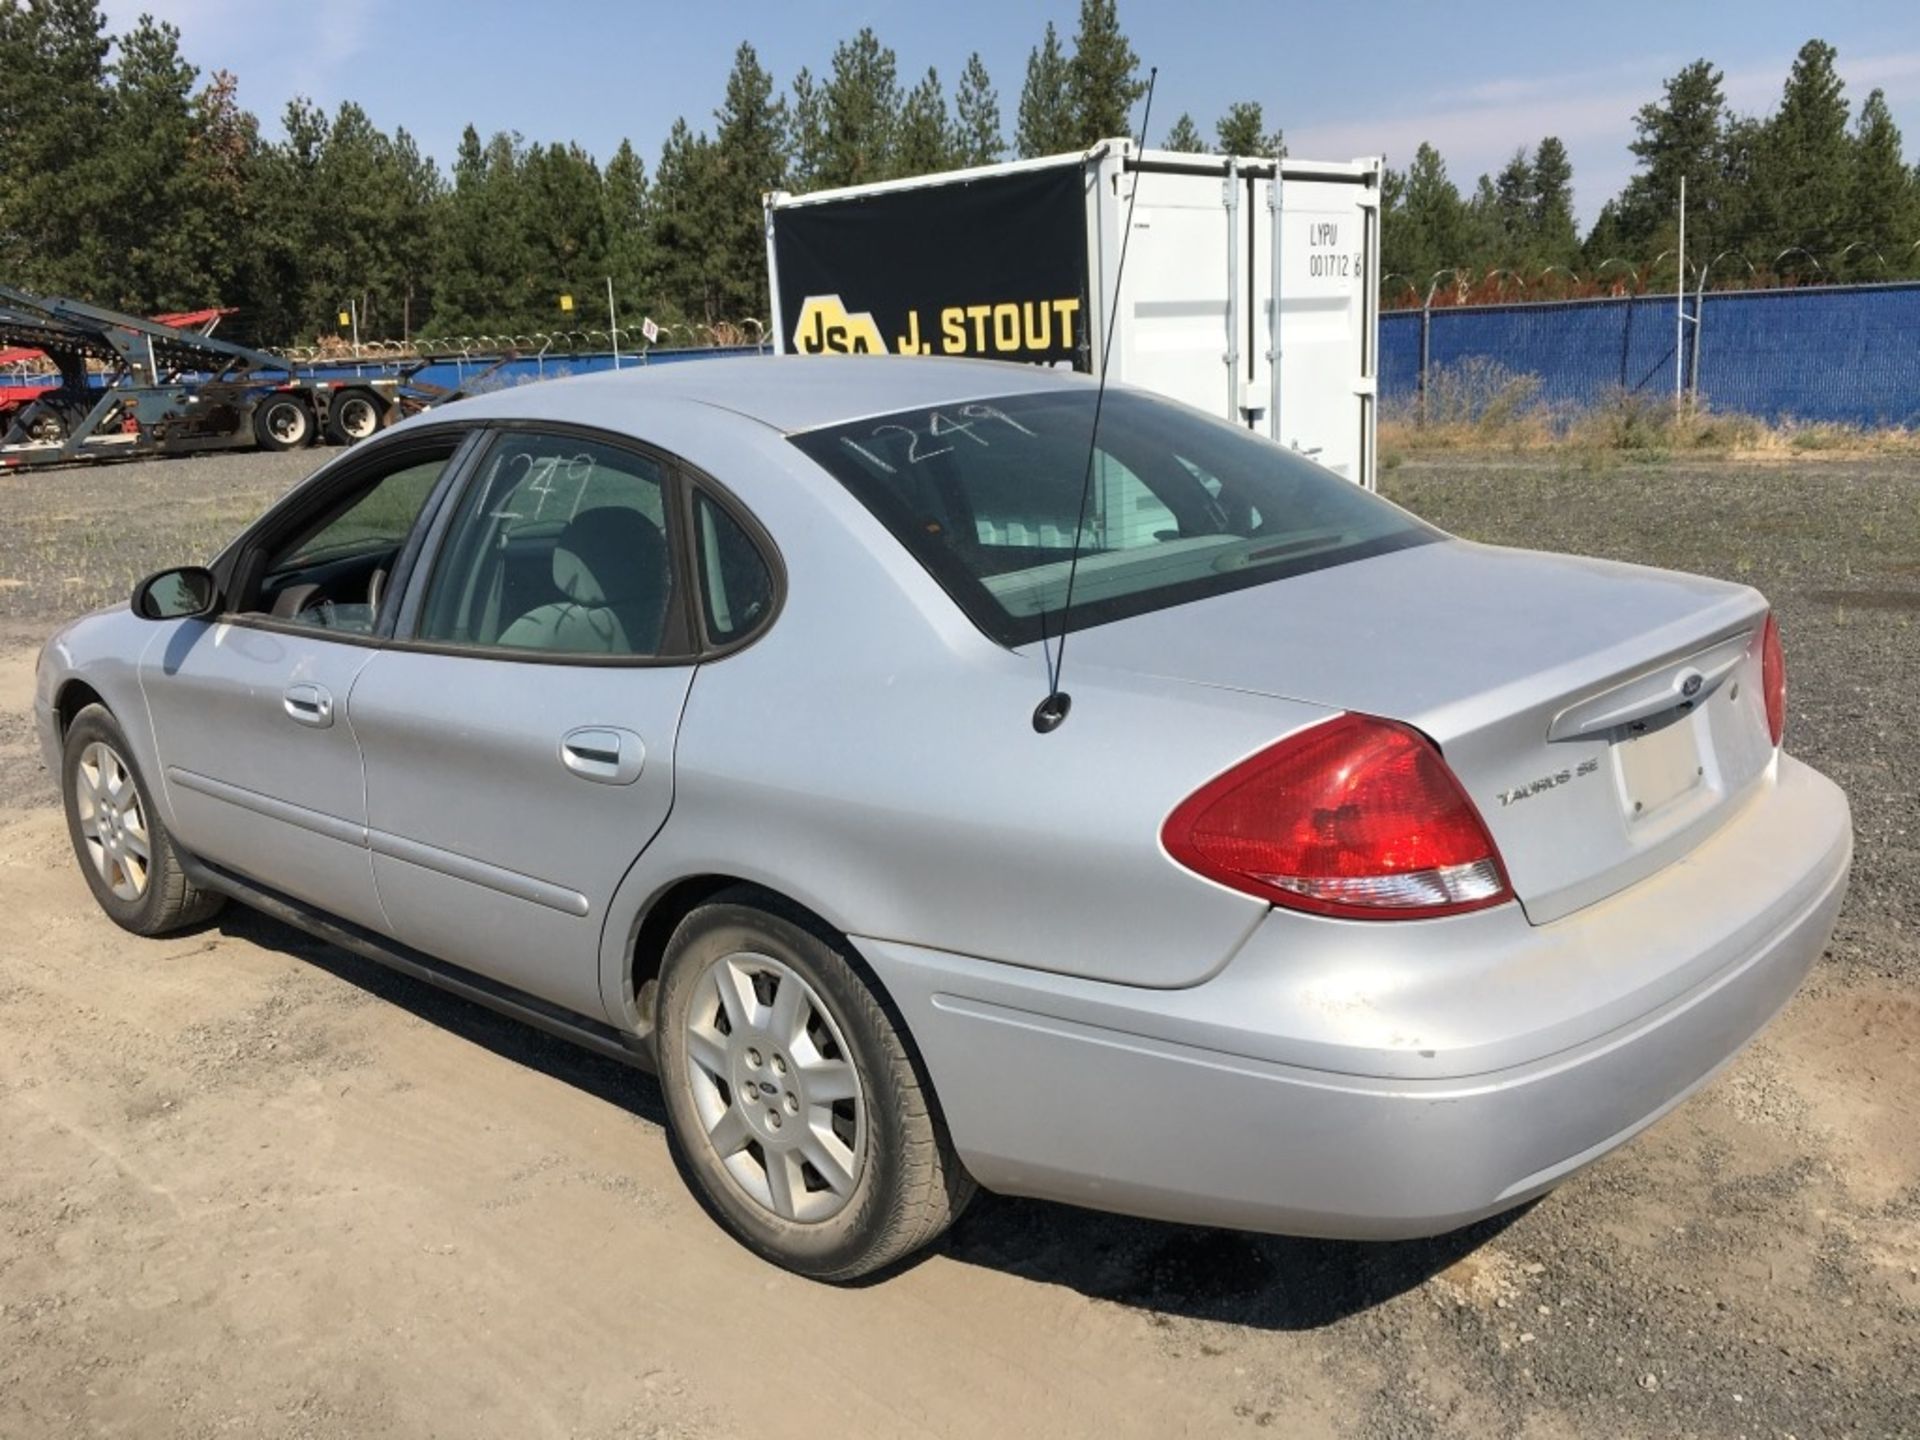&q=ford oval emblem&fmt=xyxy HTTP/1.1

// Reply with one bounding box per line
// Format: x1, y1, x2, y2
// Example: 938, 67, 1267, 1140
1681, 673, 1704, 698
